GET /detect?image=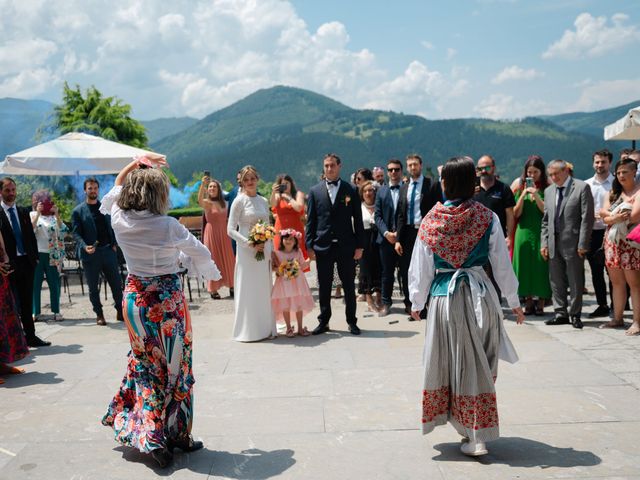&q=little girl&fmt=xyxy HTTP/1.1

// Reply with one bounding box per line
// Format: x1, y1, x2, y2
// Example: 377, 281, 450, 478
271, 229, 315, 337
